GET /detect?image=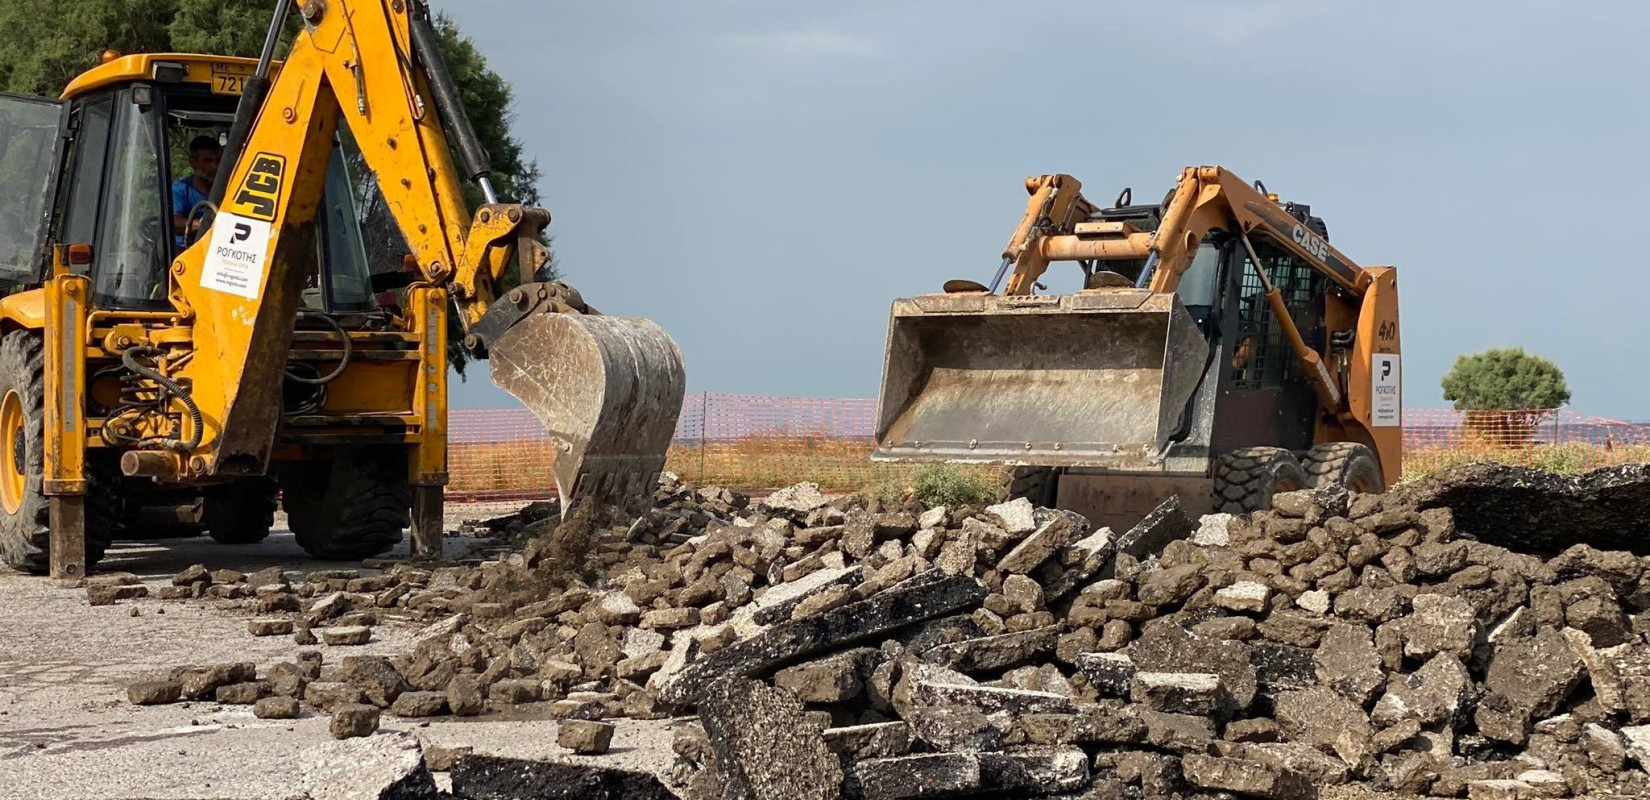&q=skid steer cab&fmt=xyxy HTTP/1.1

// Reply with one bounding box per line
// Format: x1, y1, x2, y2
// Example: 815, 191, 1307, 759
0, 0, 683, 580
873, 167, 1401, 531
